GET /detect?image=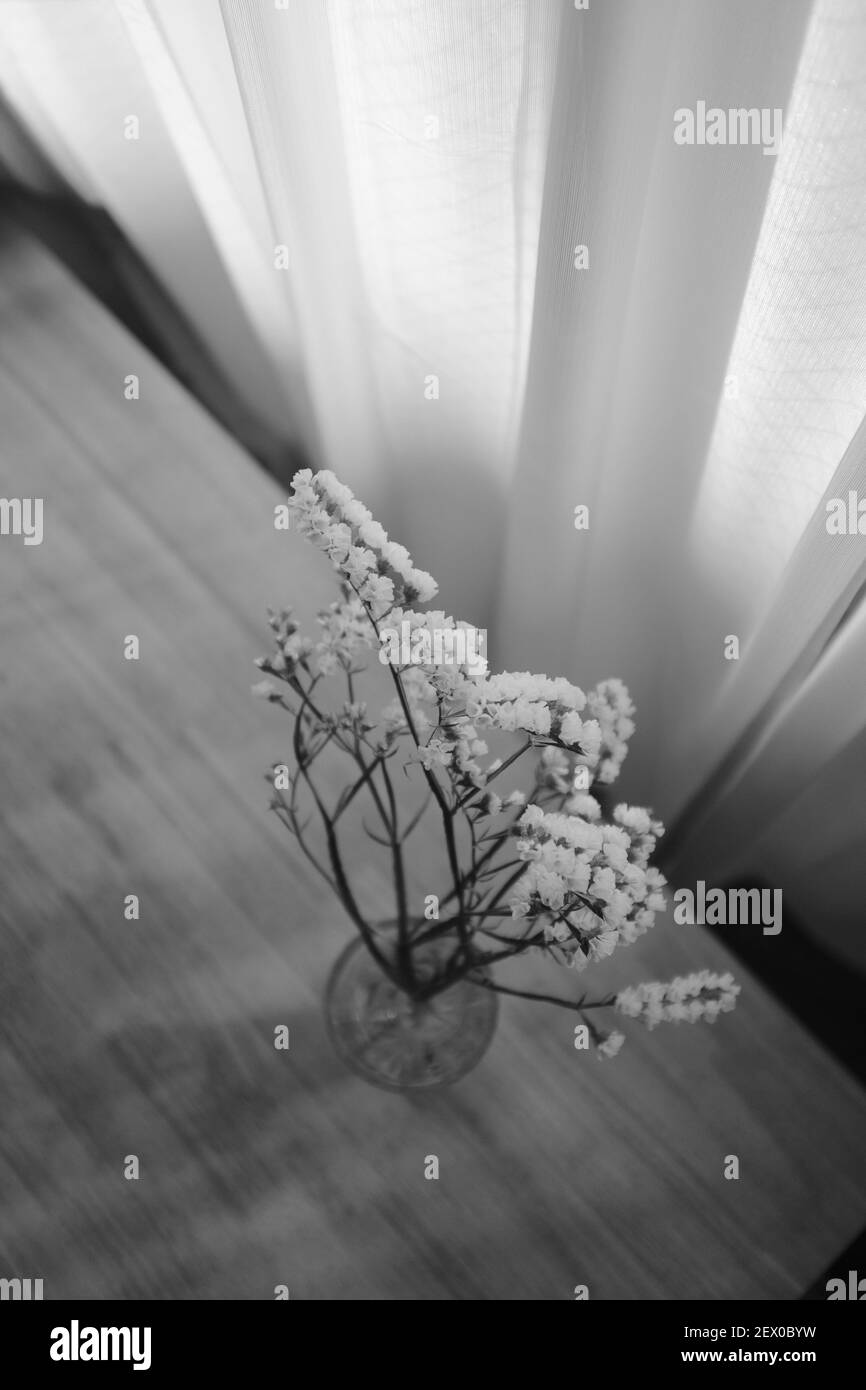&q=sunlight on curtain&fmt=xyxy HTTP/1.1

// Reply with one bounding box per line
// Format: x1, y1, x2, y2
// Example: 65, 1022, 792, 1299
219, 0, 559, 613
496, 0, 815, 812
689, 0, 866, 623
325, 0, 557, 475
666, 0, 866, 821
